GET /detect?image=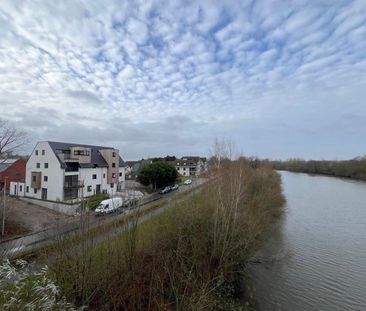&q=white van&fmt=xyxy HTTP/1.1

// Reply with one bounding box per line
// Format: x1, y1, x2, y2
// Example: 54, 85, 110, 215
95, 197, 123, 216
